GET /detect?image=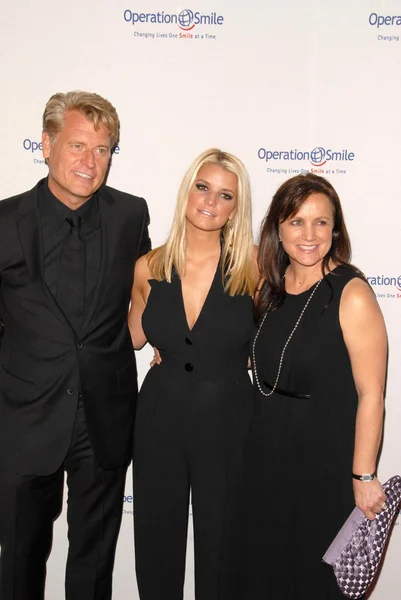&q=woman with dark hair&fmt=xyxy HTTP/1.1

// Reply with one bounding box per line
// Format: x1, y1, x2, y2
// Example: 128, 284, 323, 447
234, 173, 387, 600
